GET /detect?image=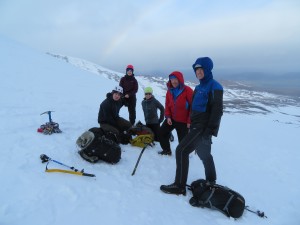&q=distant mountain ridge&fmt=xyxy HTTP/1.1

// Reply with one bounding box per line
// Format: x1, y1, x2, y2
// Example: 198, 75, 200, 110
48, 53, 300, 125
